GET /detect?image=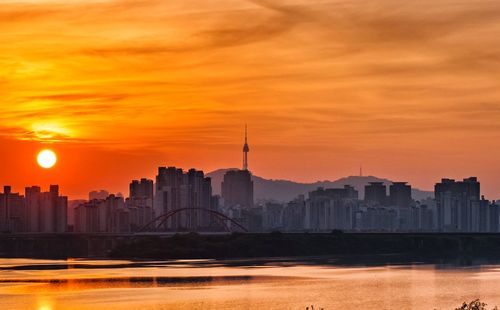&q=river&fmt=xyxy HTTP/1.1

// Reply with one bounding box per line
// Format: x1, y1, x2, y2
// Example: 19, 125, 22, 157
1, 257, 500, 309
